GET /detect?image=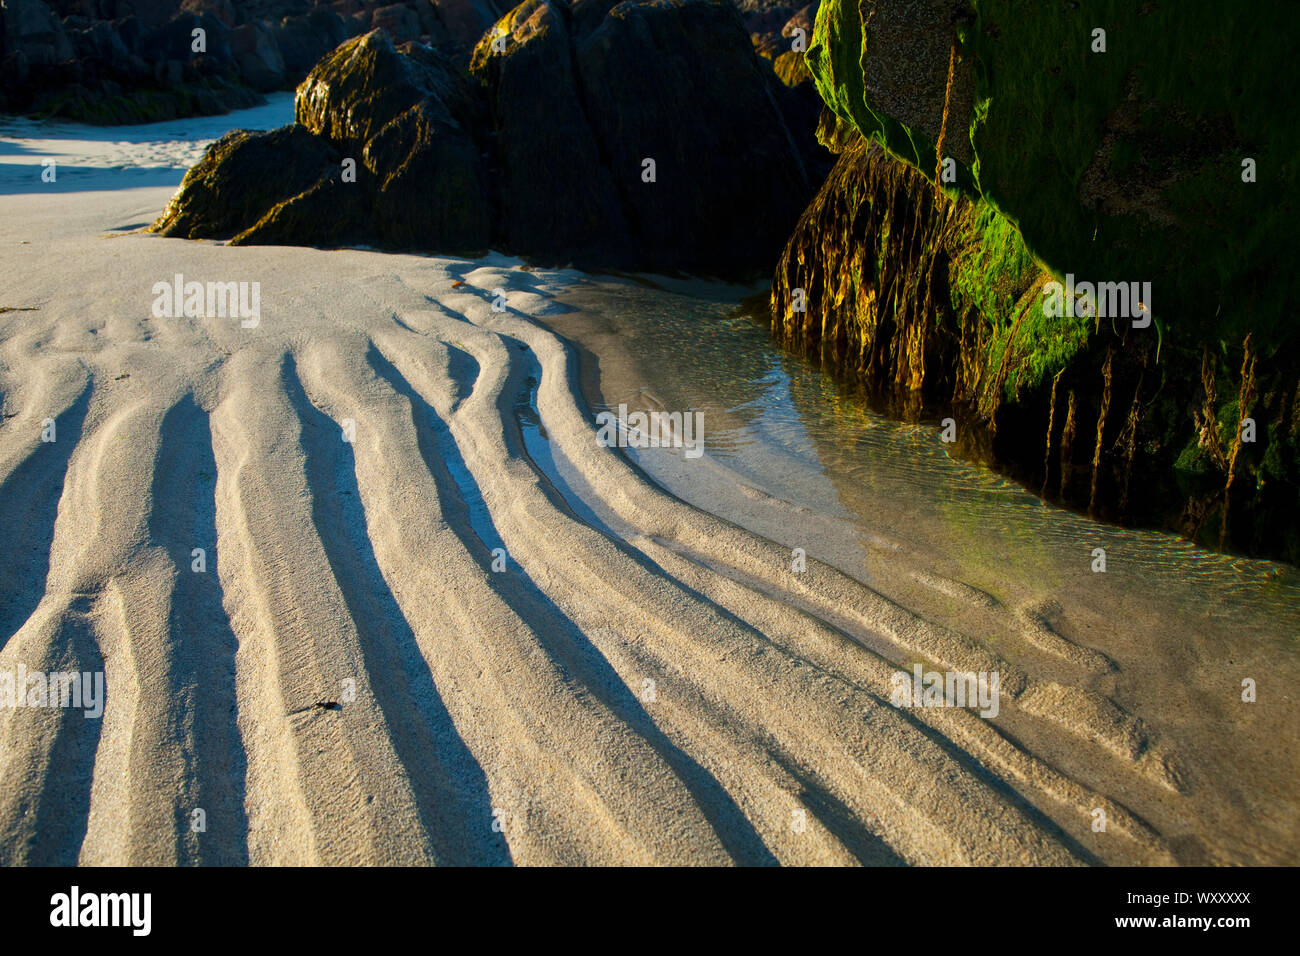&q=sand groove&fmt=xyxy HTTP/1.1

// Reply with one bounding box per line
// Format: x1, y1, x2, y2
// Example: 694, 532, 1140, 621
0, 244, 1269, 866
